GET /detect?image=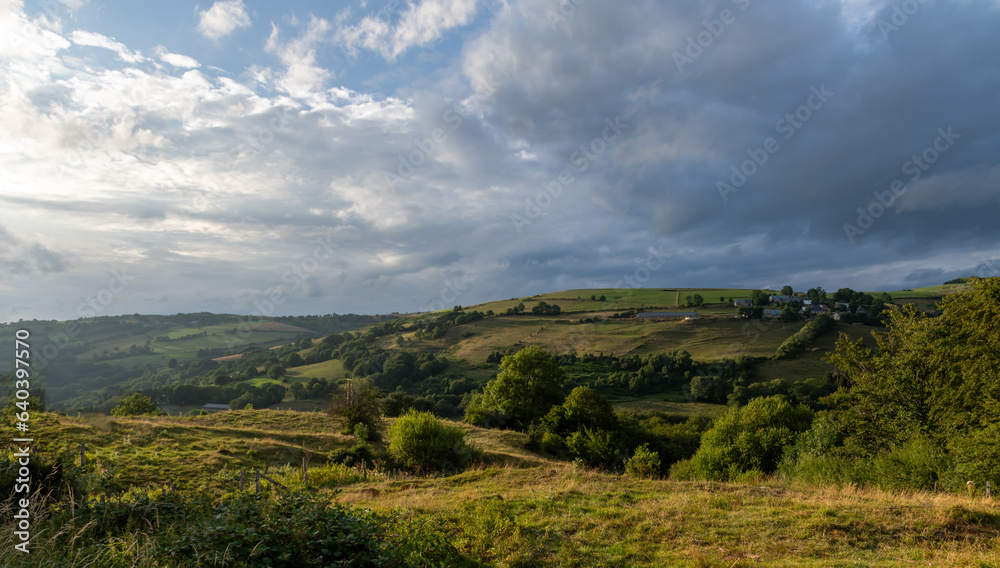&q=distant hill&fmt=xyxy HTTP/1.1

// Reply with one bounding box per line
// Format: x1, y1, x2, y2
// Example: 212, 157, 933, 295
0, 284, 958, 414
